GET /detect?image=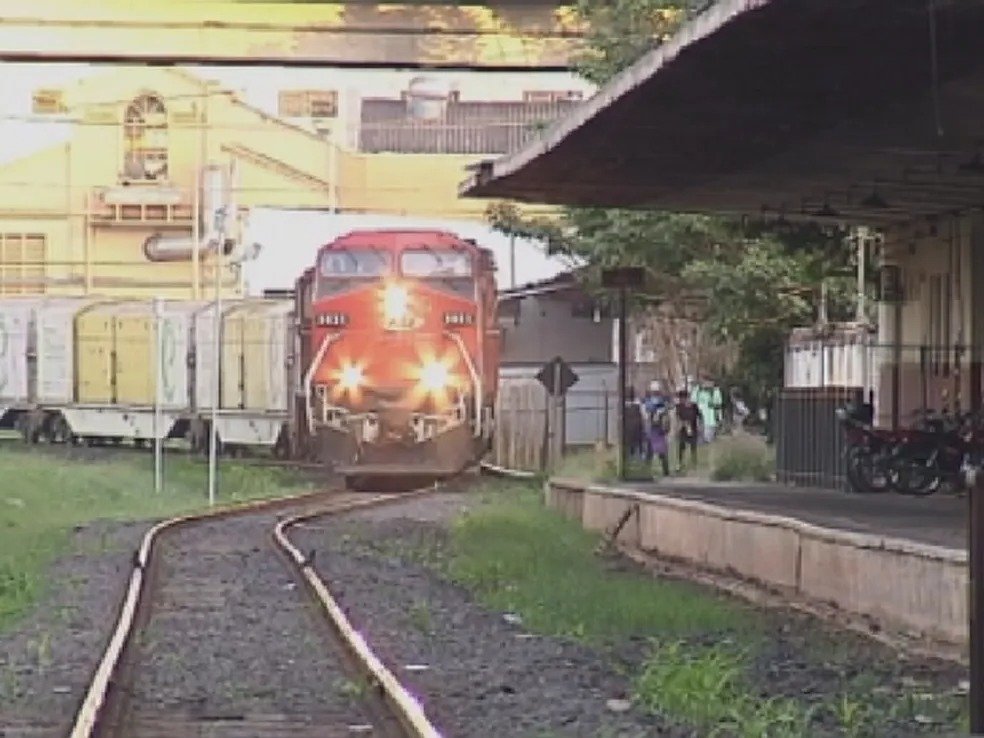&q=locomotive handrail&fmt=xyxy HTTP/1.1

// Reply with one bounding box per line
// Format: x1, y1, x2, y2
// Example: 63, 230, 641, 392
444, 329, 482, 438
304, 331, 341, 435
